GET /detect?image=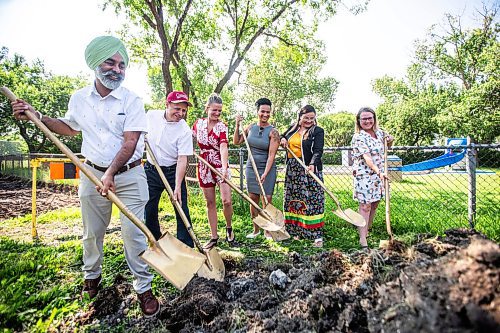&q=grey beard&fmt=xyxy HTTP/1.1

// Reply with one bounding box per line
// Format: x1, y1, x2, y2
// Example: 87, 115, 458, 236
95, 67, 124, 90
